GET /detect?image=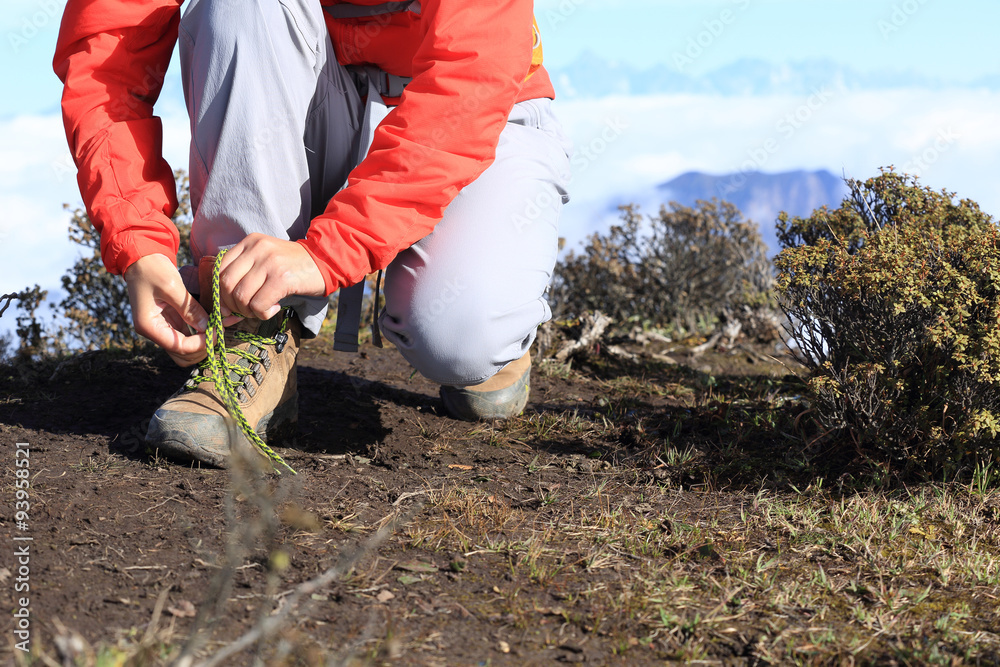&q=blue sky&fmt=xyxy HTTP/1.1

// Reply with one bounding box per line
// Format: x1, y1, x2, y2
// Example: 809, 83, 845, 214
533, 0, 1000, 79
4, 0, 1000, 117
1, 0, 999, 333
